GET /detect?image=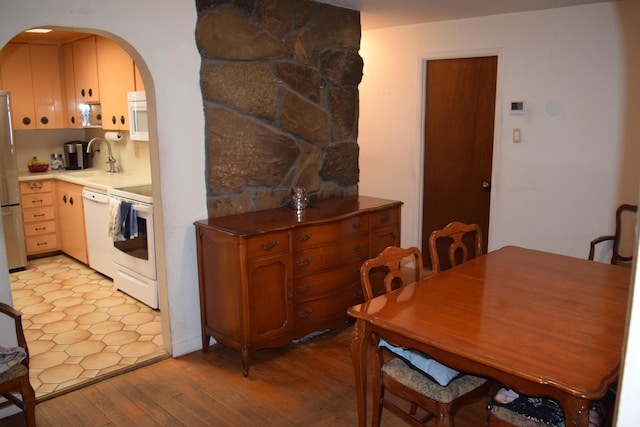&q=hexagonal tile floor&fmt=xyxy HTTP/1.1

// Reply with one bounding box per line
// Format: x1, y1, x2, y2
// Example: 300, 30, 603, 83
9, 254, 168, 400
